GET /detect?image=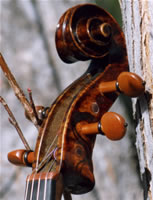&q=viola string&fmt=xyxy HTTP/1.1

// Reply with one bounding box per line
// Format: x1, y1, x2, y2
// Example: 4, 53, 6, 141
36, 172, 42, 200
24, 175, 30, 200
34, 148, 56, 173
40, 134, 58, 164
30, 173, 36, 200
43, 173, 48, 200
34, 135, 58, 172
48, 159, 56, 172
43, 159, 55, 200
